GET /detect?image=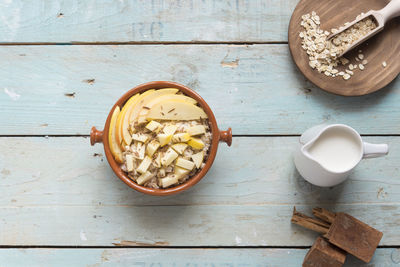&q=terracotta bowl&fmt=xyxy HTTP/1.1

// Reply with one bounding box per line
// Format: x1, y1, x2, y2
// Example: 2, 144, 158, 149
90, 81, 232, 196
